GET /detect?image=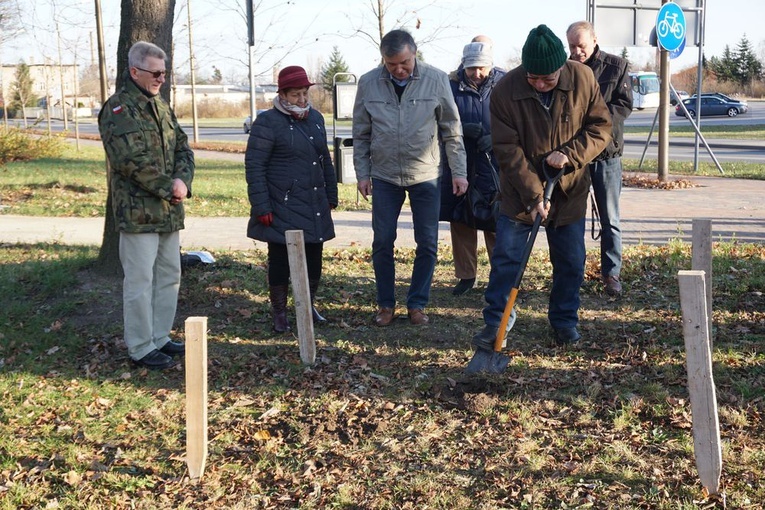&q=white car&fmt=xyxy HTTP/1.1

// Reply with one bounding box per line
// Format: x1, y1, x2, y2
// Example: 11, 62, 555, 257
243, 110, 268, 134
